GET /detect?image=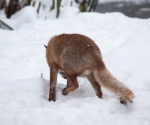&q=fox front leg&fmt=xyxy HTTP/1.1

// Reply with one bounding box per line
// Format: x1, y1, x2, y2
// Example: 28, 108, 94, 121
49, 65, 58, 101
